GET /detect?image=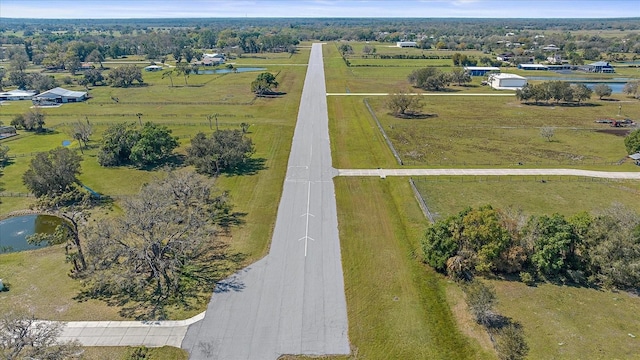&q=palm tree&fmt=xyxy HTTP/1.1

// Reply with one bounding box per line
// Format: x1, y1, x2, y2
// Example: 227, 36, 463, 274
162, 70, 174, 87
